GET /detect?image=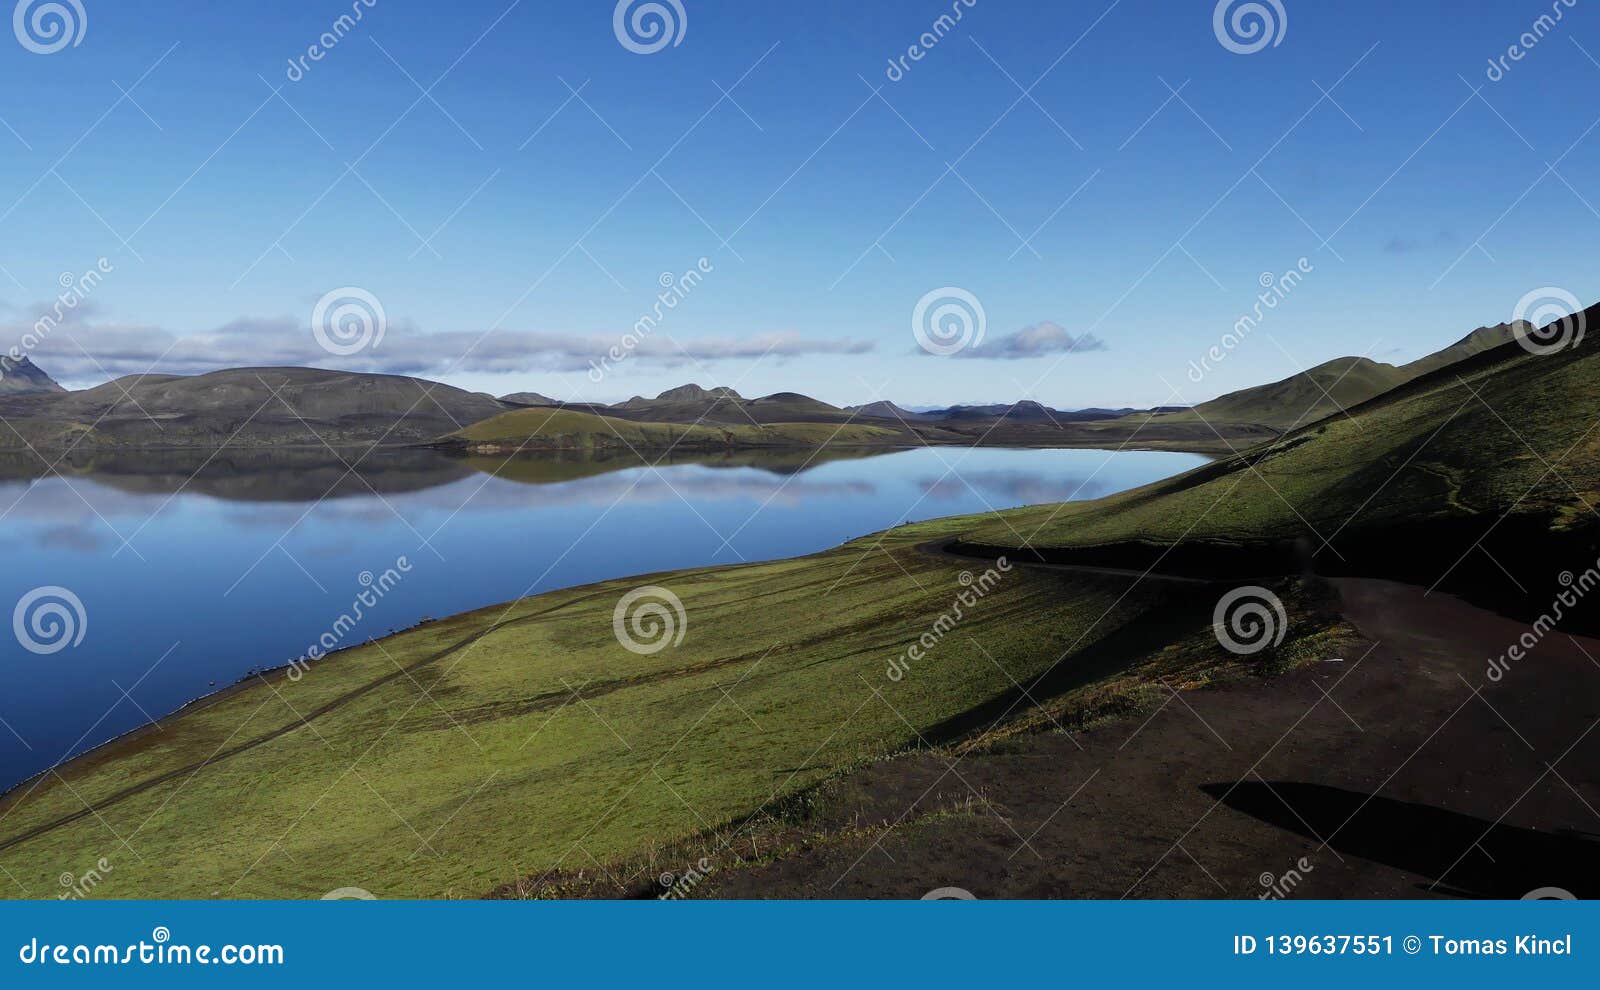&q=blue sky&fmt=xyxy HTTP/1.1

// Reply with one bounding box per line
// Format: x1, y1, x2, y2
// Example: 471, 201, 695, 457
0, 0, 1595, 407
